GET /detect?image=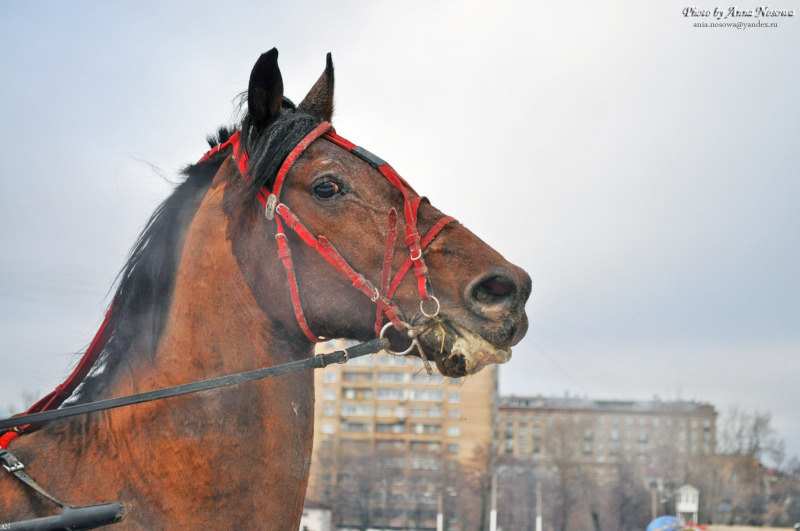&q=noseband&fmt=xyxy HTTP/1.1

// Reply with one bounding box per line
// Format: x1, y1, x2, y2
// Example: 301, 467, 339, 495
200, 121, 455, 345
